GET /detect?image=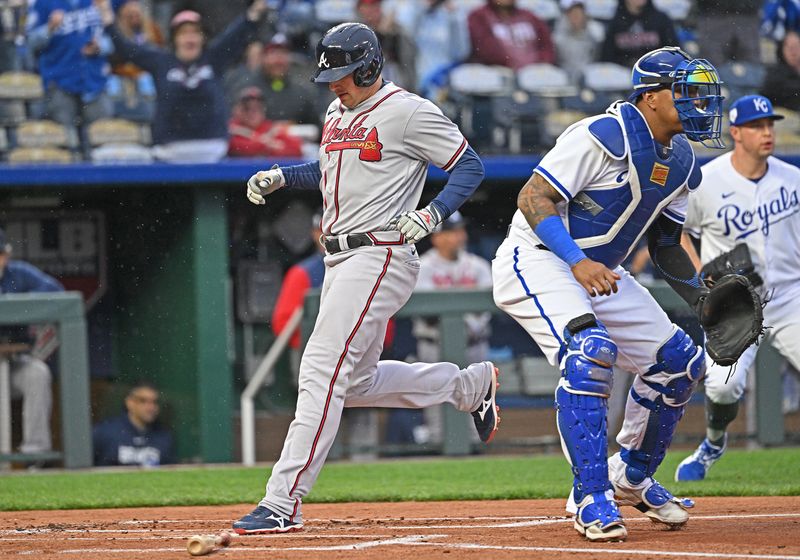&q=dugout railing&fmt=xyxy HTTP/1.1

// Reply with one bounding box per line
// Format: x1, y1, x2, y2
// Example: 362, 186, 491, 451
0, 292, 92, 468
239, 283, 785, 464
